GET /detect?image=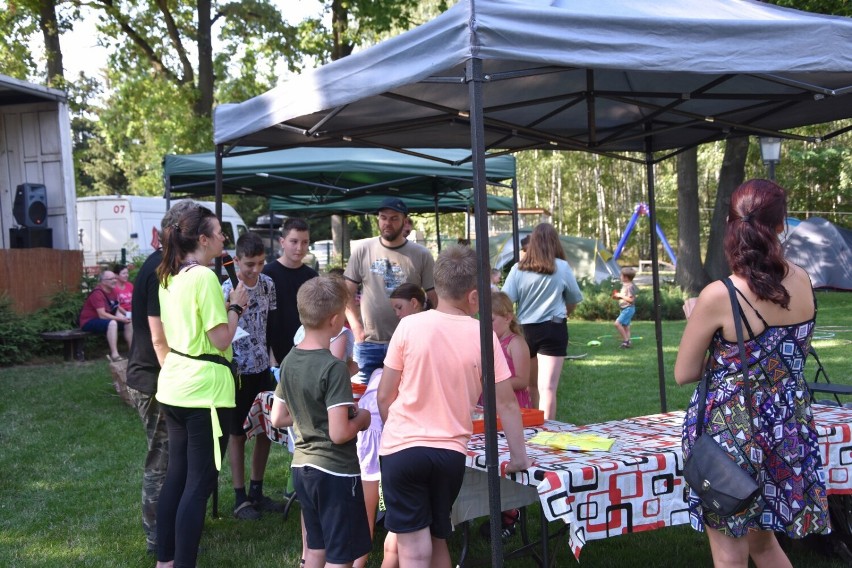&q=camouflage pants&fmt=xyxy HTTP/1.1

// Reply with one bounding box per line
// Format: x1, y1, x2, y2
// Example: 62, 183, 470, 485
127, 386, 169, 550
